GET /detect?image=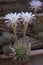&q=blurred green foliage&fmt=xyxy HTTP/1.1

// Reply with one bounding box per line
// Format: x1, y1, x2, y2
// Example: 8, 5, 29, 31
33, 22, 43, 39
2, 44, 11, 55
38, 32, 43, 39
0, 32, 15, 46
